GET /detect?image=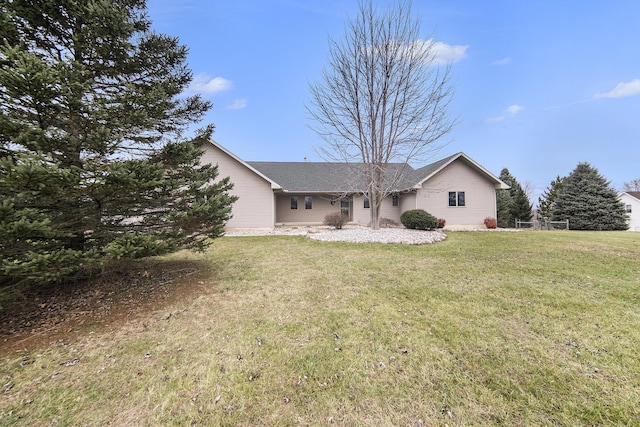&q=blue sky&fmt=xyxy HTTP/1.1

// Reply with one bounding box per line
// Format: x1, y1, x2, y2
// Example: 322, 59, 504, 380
147, 0, 640, 200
